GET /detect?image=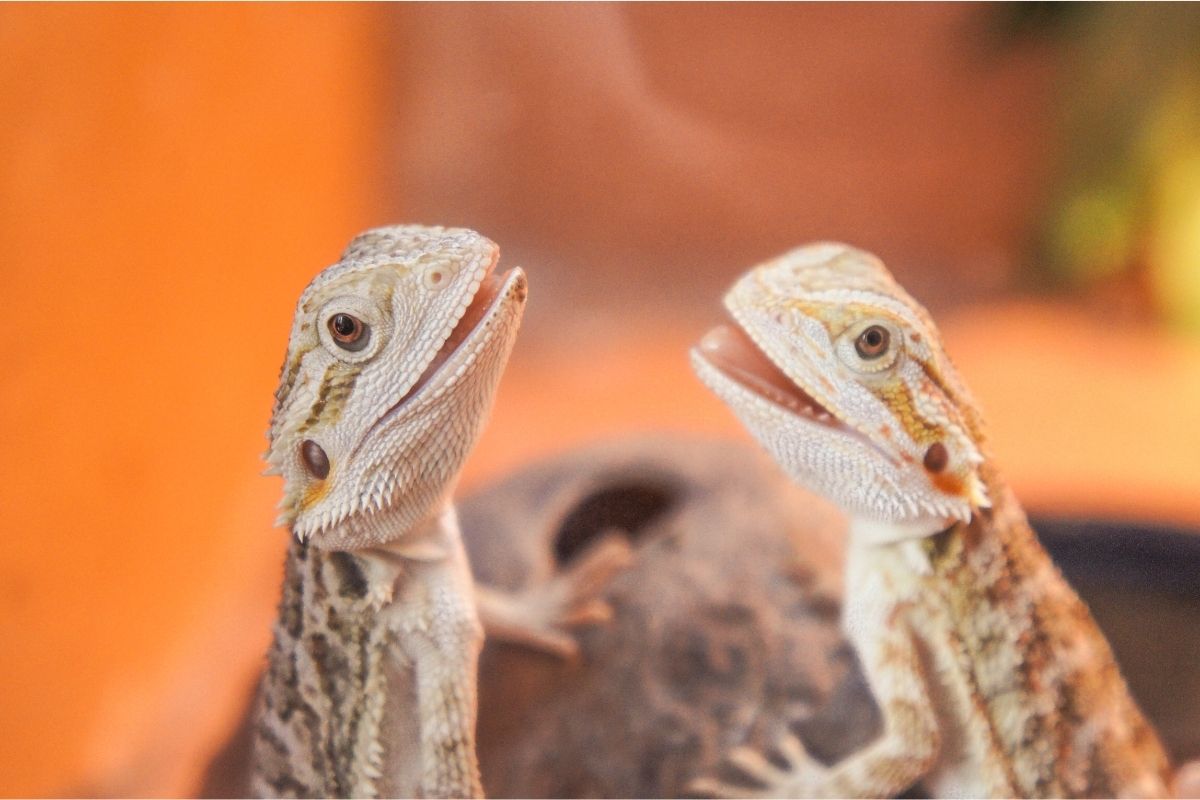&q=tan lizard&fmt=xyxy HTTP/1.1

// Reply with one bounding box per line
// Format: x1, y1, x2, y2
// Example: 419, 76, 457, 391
252, 225, 627, 798
689, 243, 1173, 797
